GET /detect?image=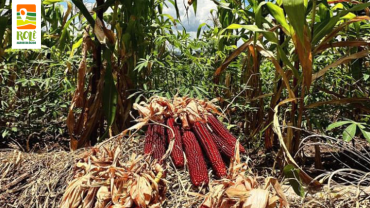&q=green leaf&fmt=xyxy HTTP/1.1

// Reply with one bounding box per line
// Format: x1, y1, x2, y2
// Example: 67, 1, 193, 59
193, 86, 203, 99
313, 2, 370, 45
312, 15, 339, 45
266, 2, 290, 33
283, 164, 305, 197
255, 2, 267, 28
168, 0, 180, 19
340, 3, 370, 16
161, 14, 176, 25
192, 0, 197, 15
360, 128, 370, 143
326, 121, 352, 130
43, 0, 64, 5
59, 13, 79, 50
283, 0, 306, 43
2, 130, 9, 138
227, 124, 236, 130
70, 37, 83, 58
343, 123, 357, 142
102, 49, 118, 130
364, 74, 370, 81
226, 24, 264, 31
197, 23, 207, 39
